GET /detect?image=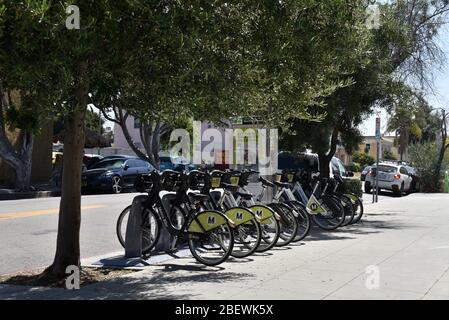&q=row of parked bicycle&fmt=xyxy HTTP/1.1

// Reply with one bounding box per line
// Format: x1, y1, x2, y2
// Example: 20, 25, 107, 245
116, 168, 364, 266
